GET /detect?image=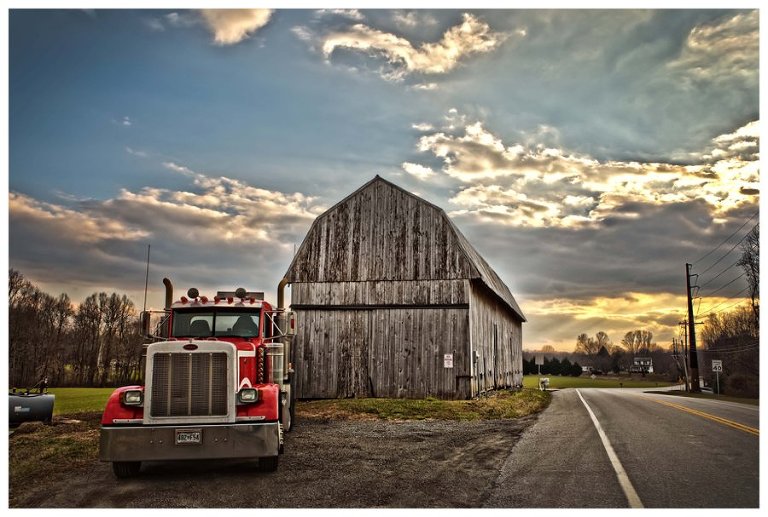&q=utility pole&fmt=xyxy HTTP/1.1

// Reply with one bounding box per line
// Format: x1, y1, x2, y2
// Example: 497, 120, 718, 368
686, 263, 700, 392
676, 326, 691, 392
